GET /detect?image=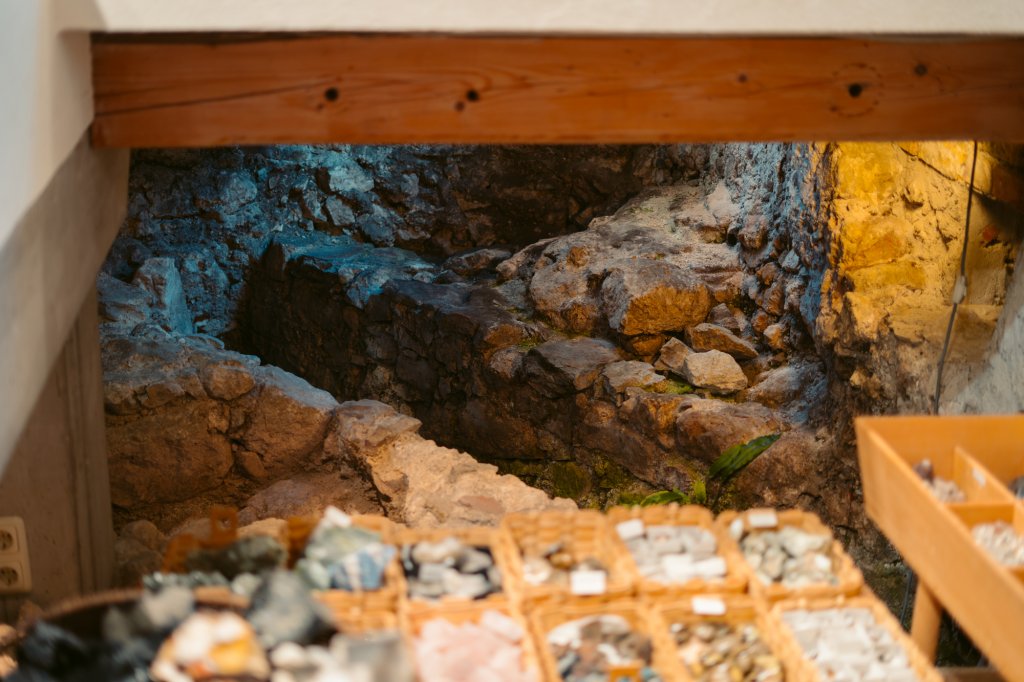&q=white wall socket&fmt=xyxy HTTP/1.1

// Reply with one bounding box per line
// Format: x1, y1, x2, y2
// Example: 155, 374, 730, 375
0, 516, 32, 594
